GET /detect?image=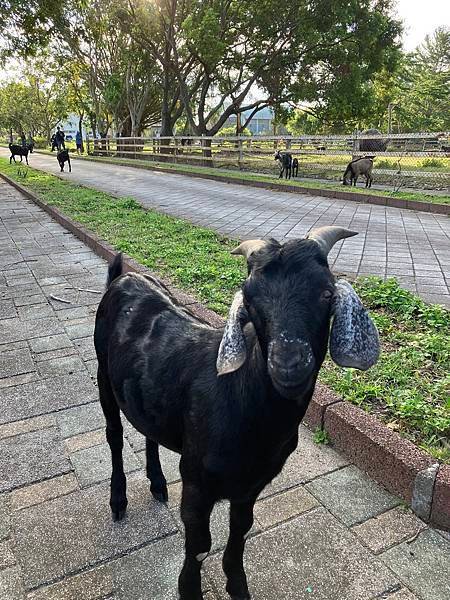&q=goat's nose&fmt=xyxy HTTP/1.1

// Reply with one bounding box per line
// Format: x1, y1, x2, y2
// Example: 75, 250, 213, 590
270, 352, 300, 371
268, 337, 315, 379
